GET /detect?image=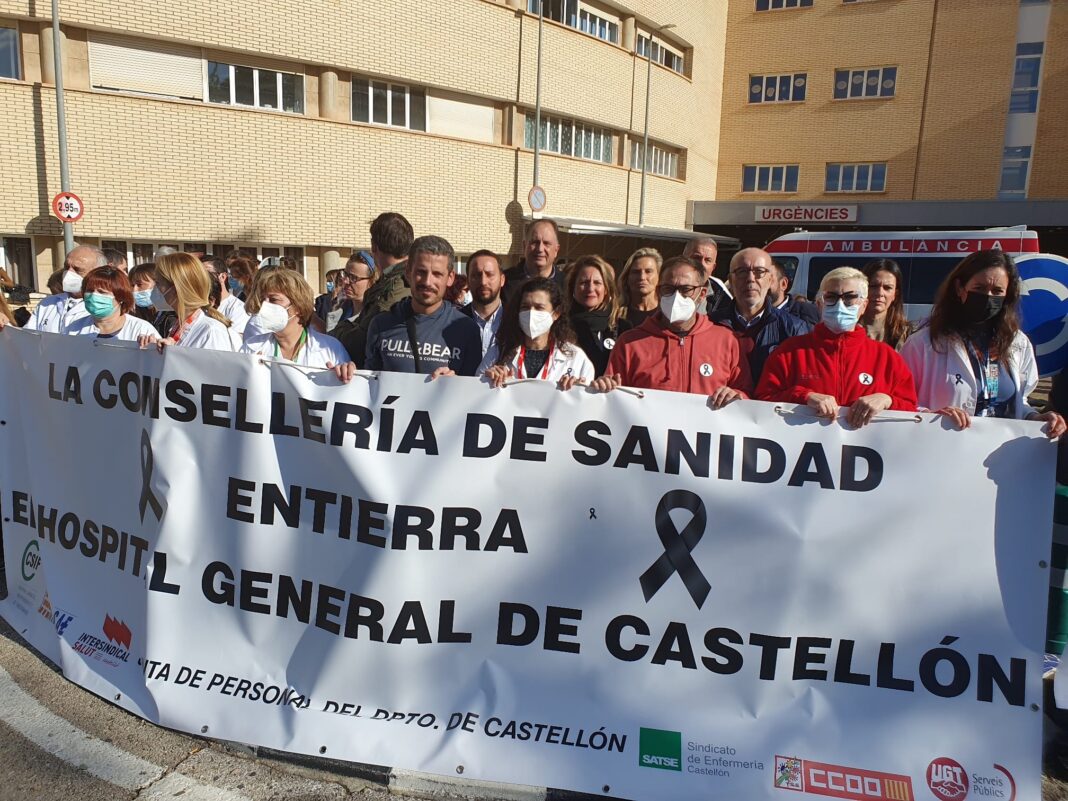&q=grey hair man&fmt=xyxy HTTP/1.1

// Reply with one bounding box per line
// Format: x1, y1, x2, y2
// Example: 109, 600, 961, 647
24, 245, 107, 333
683, 235, 731, 315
